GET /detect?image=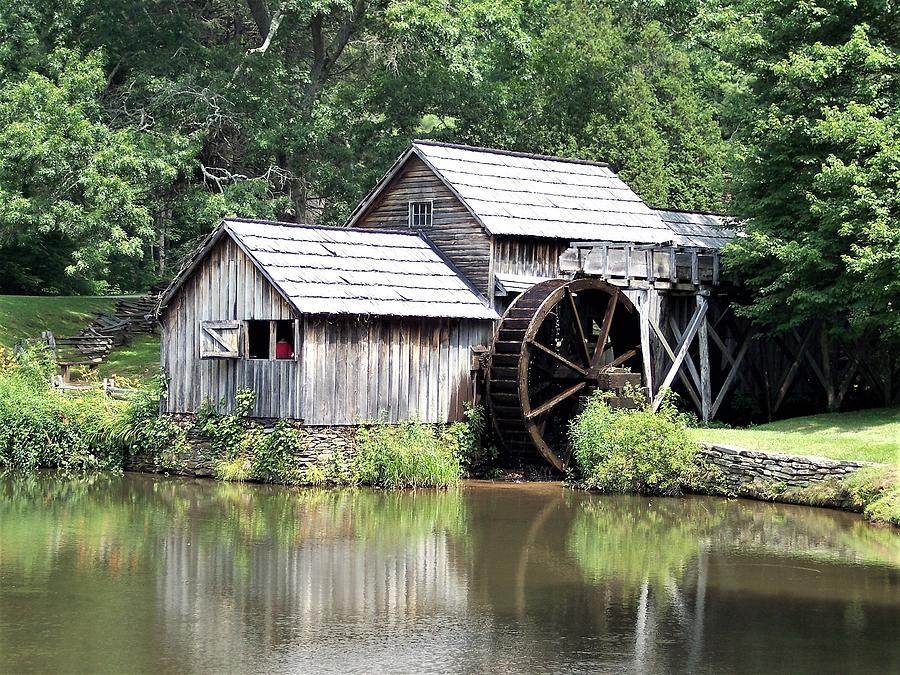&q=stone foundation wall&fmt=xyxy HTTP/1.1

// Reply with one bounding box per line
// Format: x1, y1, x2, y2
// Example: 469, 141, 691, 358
699, 443, 873, 491
124, 423, 359, 480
